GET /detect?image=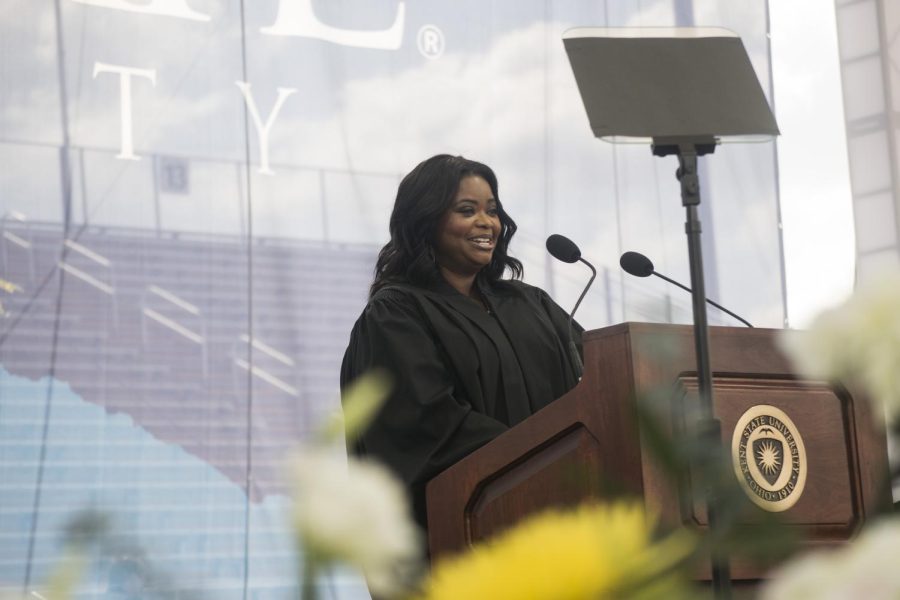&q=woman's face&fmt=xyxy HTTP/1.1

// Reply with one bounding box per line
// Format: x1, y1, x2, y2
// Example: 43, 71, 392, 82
434, 175, 502, 277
